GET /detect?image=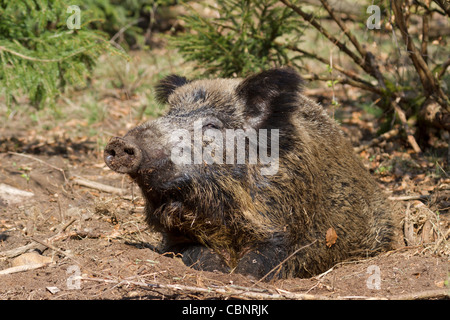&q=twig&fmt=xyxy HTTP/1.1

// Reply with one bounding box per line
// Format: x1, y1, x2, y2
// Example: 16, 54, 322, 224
28, 236, 102, 278
318, 0, 366, 59
80, 276, 329, 300
403, 202, 415, 247
0, 263, 50, 275
0, 242, 40, 261
0, 219, 99, 261
60, 218, 77, 233
80, 276, 449, 300
302, 74, 378, 93
433, 0, 450, 16
0, 218, 76, 260
420, 1, 430, 65
354, 127, 400, 153
391, 1, 443, 101
392, 99, 422, 153
388, 195, 430, 201
279, 0, 366, 73
287, 44, 381, 94
30, 237, 76, 261
7, 151, 68, 182
433, 227, 450, 252
0, 44, 86, 63
110, 18, 144, 44
71, 176, 132, 199
281, 0, 387, 90
391, 289, 449, 300
438, 57, 450, 80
